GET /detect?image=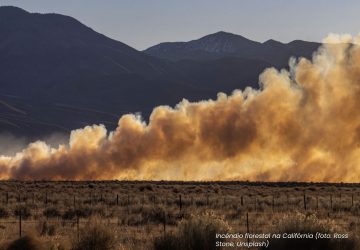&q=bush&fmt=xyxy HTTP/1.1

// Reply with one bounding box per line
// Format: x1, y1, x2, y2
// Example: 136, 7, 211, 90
37, 221, 56, 236
6, 235, 45, 250
259, 212, 358, 250
62, 208, 92, 220
141, 205, 166, 224
43, 207, 61, 218
72, 223, 116, 250
139, 184, 154, 192
154, 212, 230, 250
13, 206, 31, 220
0, 207, 9, 218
